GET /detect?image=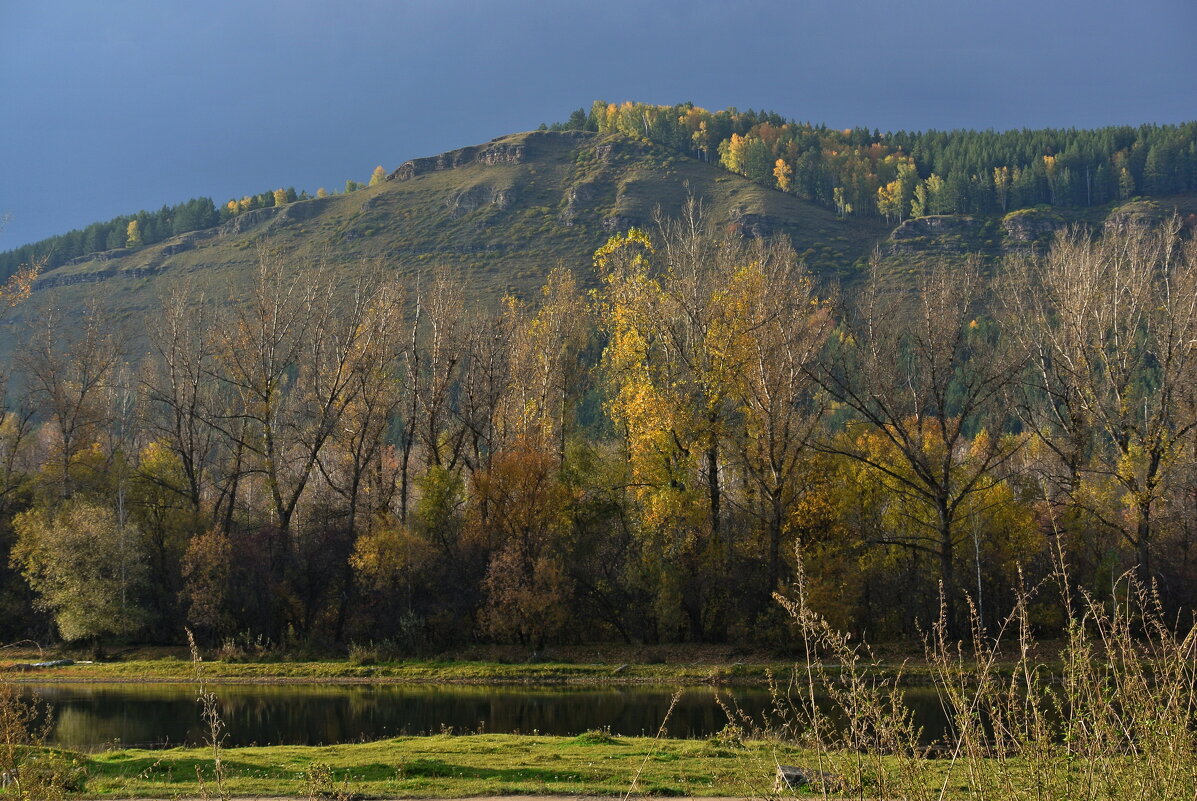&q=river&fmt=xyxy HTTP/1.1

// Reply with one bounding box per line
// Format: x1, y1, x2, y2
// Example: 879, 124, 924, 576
22, 682, 950, 750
